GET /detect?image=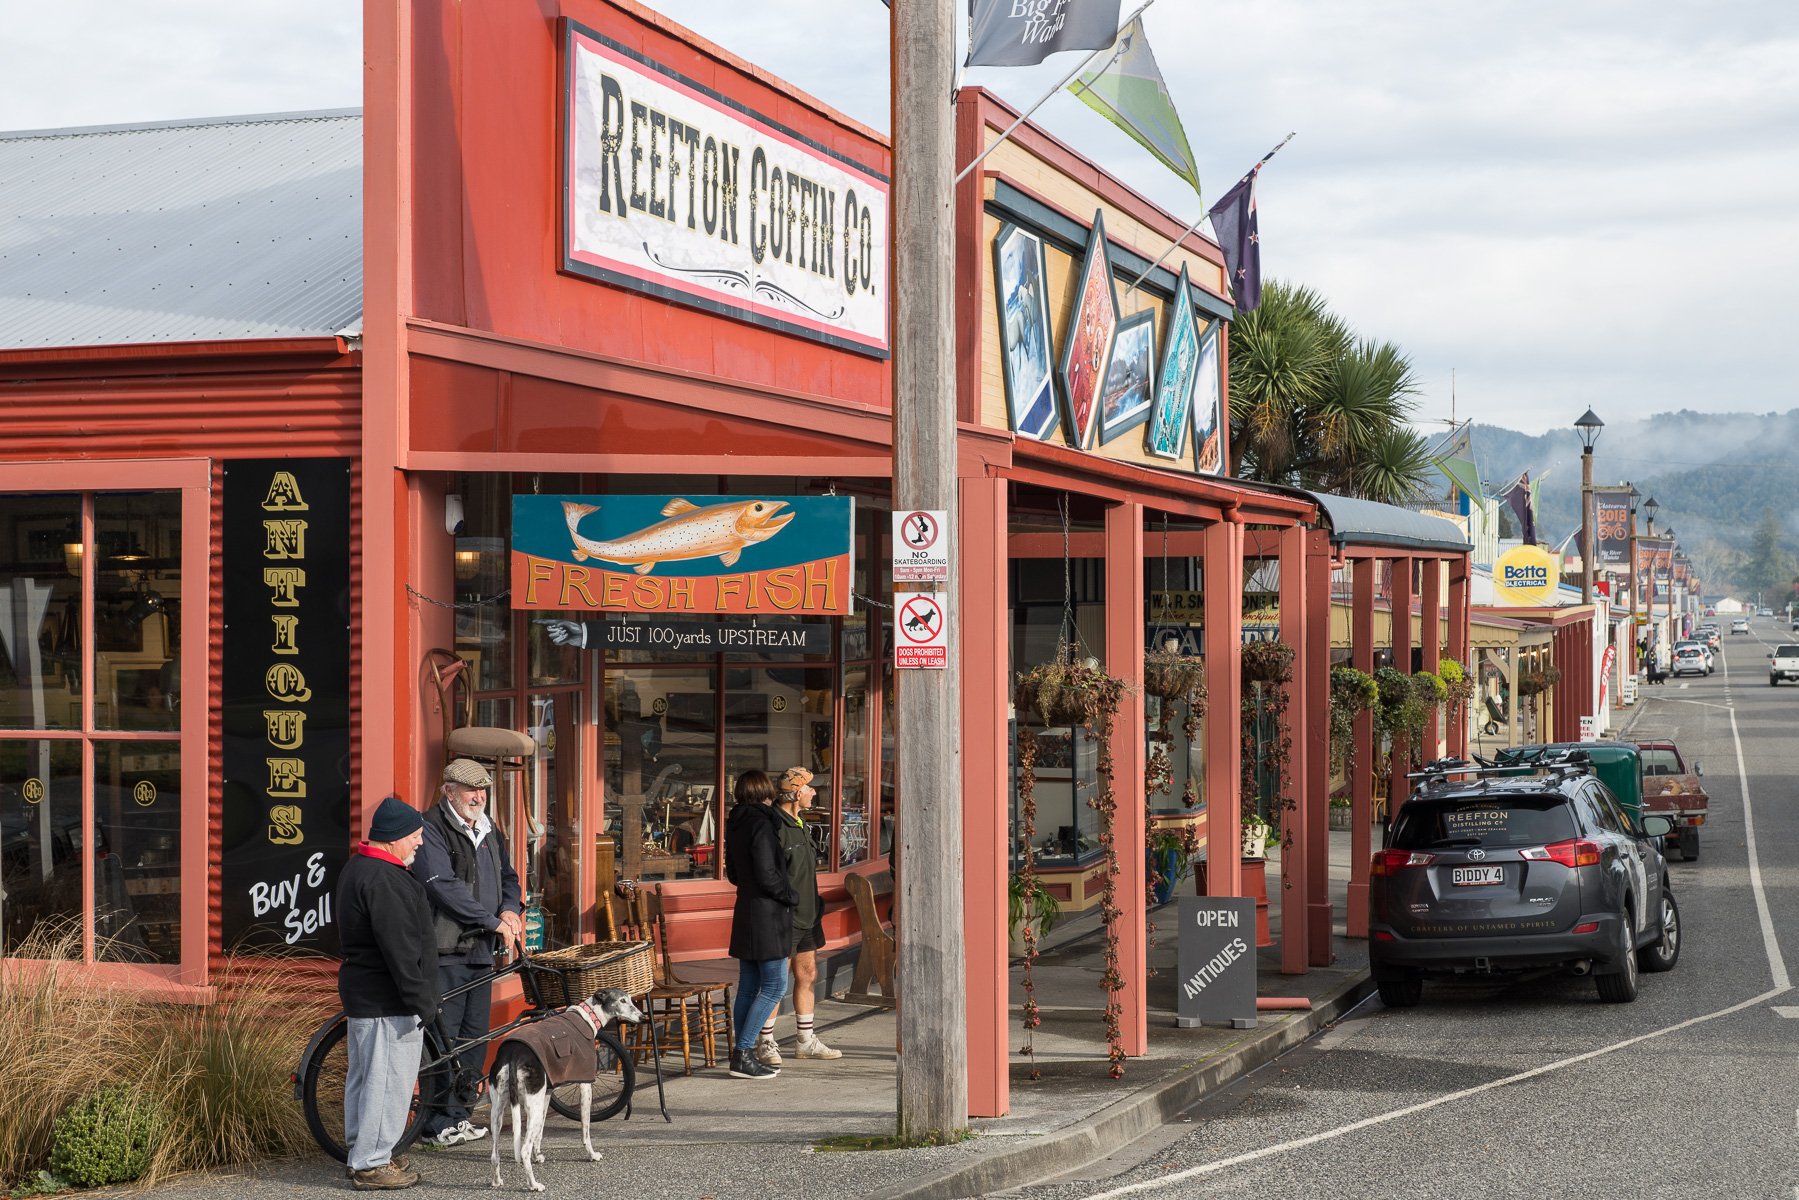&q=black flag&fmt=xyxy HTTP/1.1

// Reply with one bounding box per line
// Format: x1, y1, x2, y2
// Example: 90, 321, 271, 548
966, 0, 1123, 68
